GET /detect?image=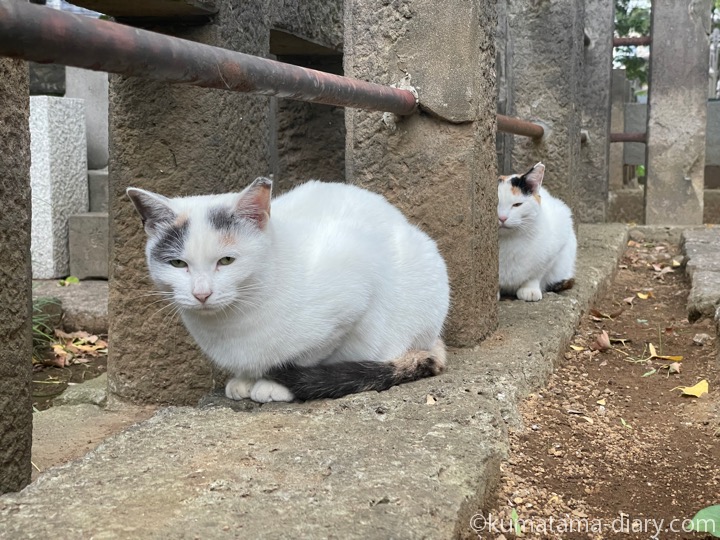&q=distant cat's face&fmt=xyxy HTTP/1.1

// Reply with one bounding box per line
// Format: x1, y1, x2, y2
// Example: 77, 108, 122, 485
127, 178, 273, 314
497, 163, 544, 234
